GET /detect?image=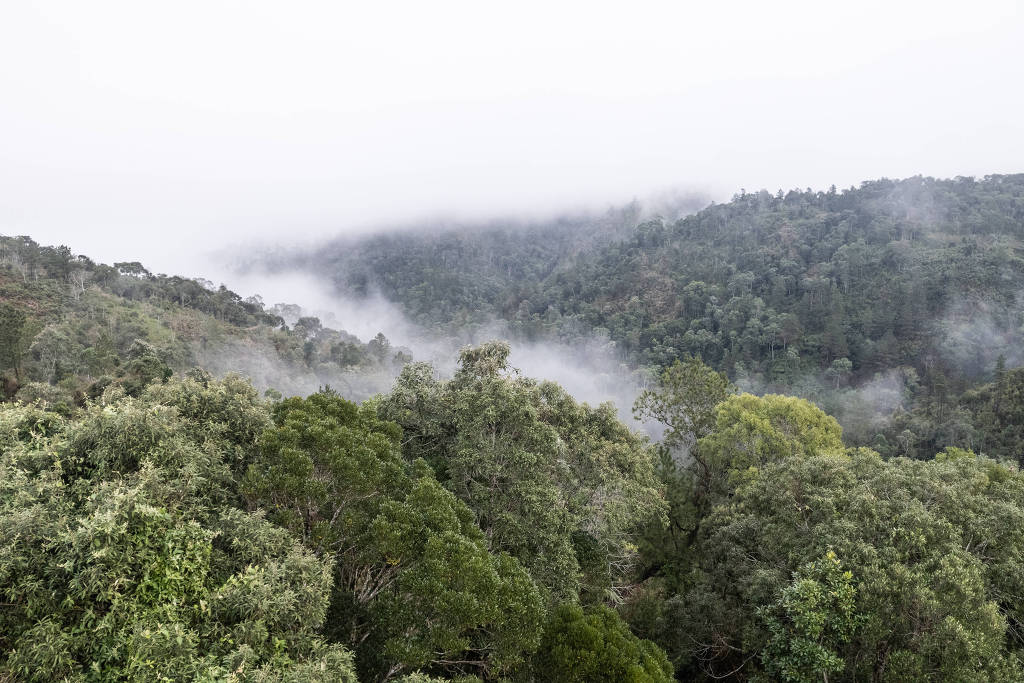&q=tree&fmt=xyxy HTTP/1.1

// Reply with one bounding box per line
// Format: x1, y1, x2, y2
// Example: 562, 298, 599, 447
244, 390, 545, 681
825, 357, 853, 389
368, 332, 391, 362
670, 447, 1022, 681
822, 313, 849, 362
380, 341, 667, 603
633, 355, 733, 475
758, 551, 861, 683
28, 324, 74, 384
121, 339, 172, 396
964, 366, 1024, 465
114, 261, 151, 278
294, 316, 323, 339
44, 244, 74, 280
697, 393, 845, 488
534, 604, 673, 683
0, 379, 358, 681
0, 303, 27, 381
1, 248, 29, 282
67, 267, 90, 300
